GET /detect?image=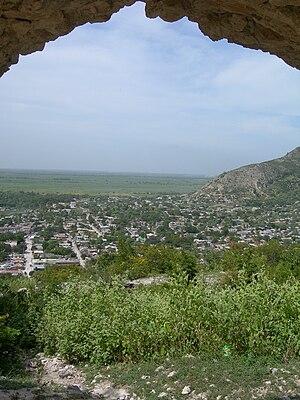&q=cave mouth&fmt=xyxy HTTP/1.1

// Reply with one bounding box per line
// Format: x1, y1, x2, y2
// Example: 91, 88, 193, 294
1, 2, 299, 176
1, 0, 300, 79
